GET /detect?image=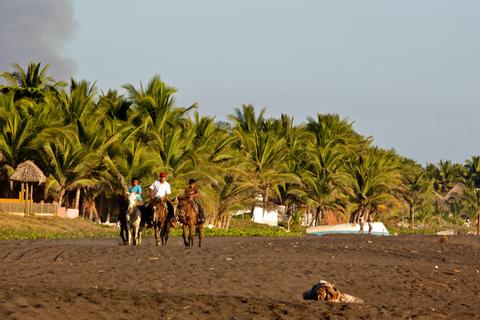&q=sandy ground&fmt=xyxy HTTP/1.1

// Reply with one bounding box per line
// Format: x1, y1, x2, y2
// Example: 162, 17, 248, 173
0, 234, 479, 319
